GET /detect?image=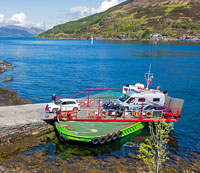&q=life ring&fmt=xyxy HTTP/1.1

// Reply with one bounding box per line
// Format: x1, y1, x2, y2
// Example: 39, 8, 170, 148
79, 99, 85, 106
88, 110, 95, 117
146, 111, 153, 118
62, 117, 67, 121
101, 109, 108, 117
90, 99, 95, 105
133, 111, 140, 118
62, 115, 67, 121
